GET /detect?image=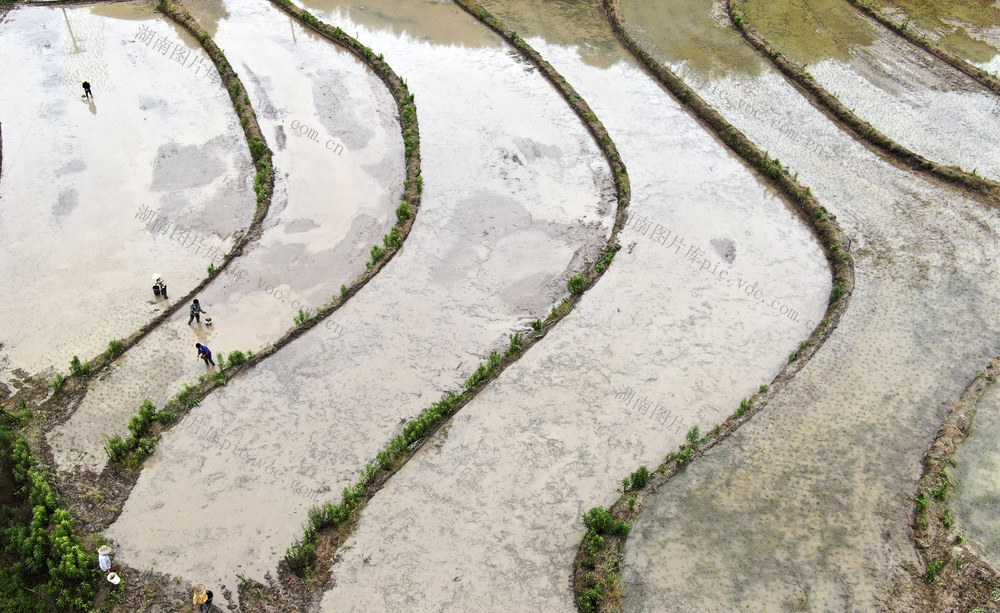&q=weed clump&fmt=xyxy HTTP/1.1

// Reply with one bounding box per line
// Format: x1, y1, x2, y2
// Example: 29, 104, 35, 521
225, 350, 248, 368
105, 339, 125, 361
69, 356, 91, 377
294, 307, 315, 326
623, 466, 650, 491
